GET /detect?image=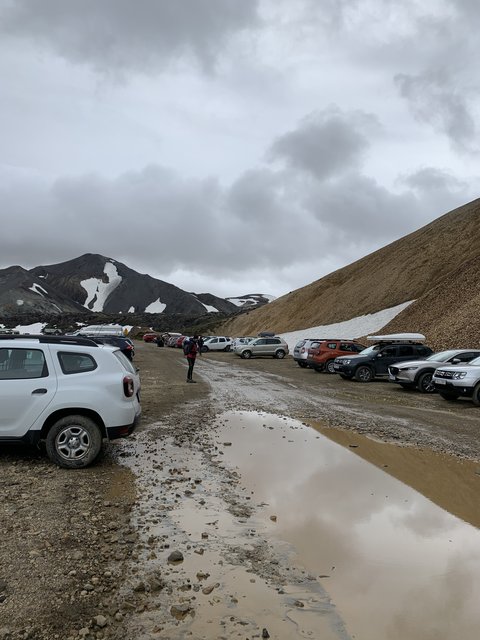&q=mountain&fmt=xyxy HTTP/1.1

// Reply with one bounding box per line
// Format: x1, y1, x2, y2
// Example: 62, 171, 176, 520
0, 265, 86, 315
0, 254, 272, 318
219, 198, 480, 350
